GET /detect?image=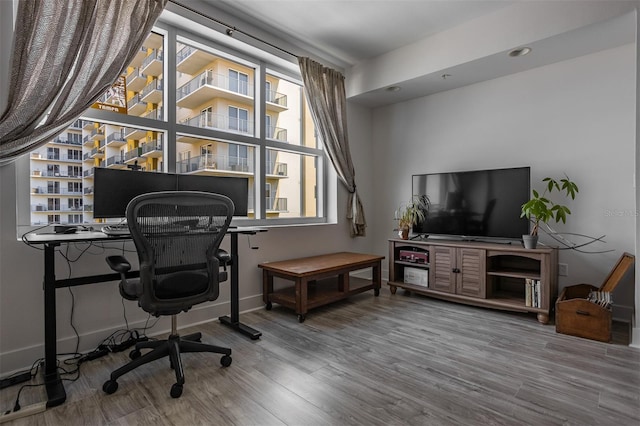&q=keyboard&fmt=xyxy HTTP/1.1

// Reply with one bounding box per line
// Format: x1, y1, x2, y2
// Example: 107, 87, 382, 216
102, 224, 130, 236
